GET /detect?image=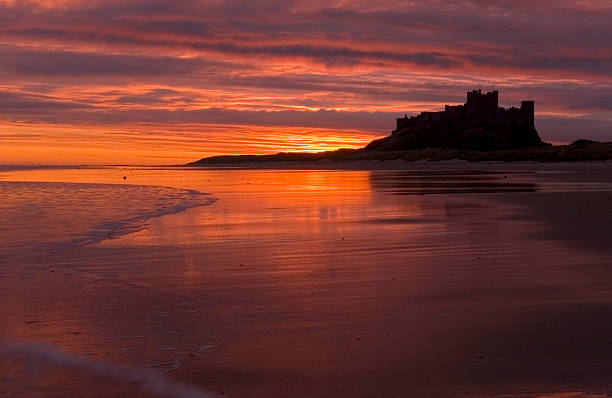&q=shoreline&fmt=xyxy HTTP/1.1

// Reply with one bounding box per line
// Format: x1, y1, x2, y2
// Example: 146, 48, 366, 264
187, 142, 612, 166
0, 179, 217, 262
181, 159, 612, 172
2, 157, 612, 174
